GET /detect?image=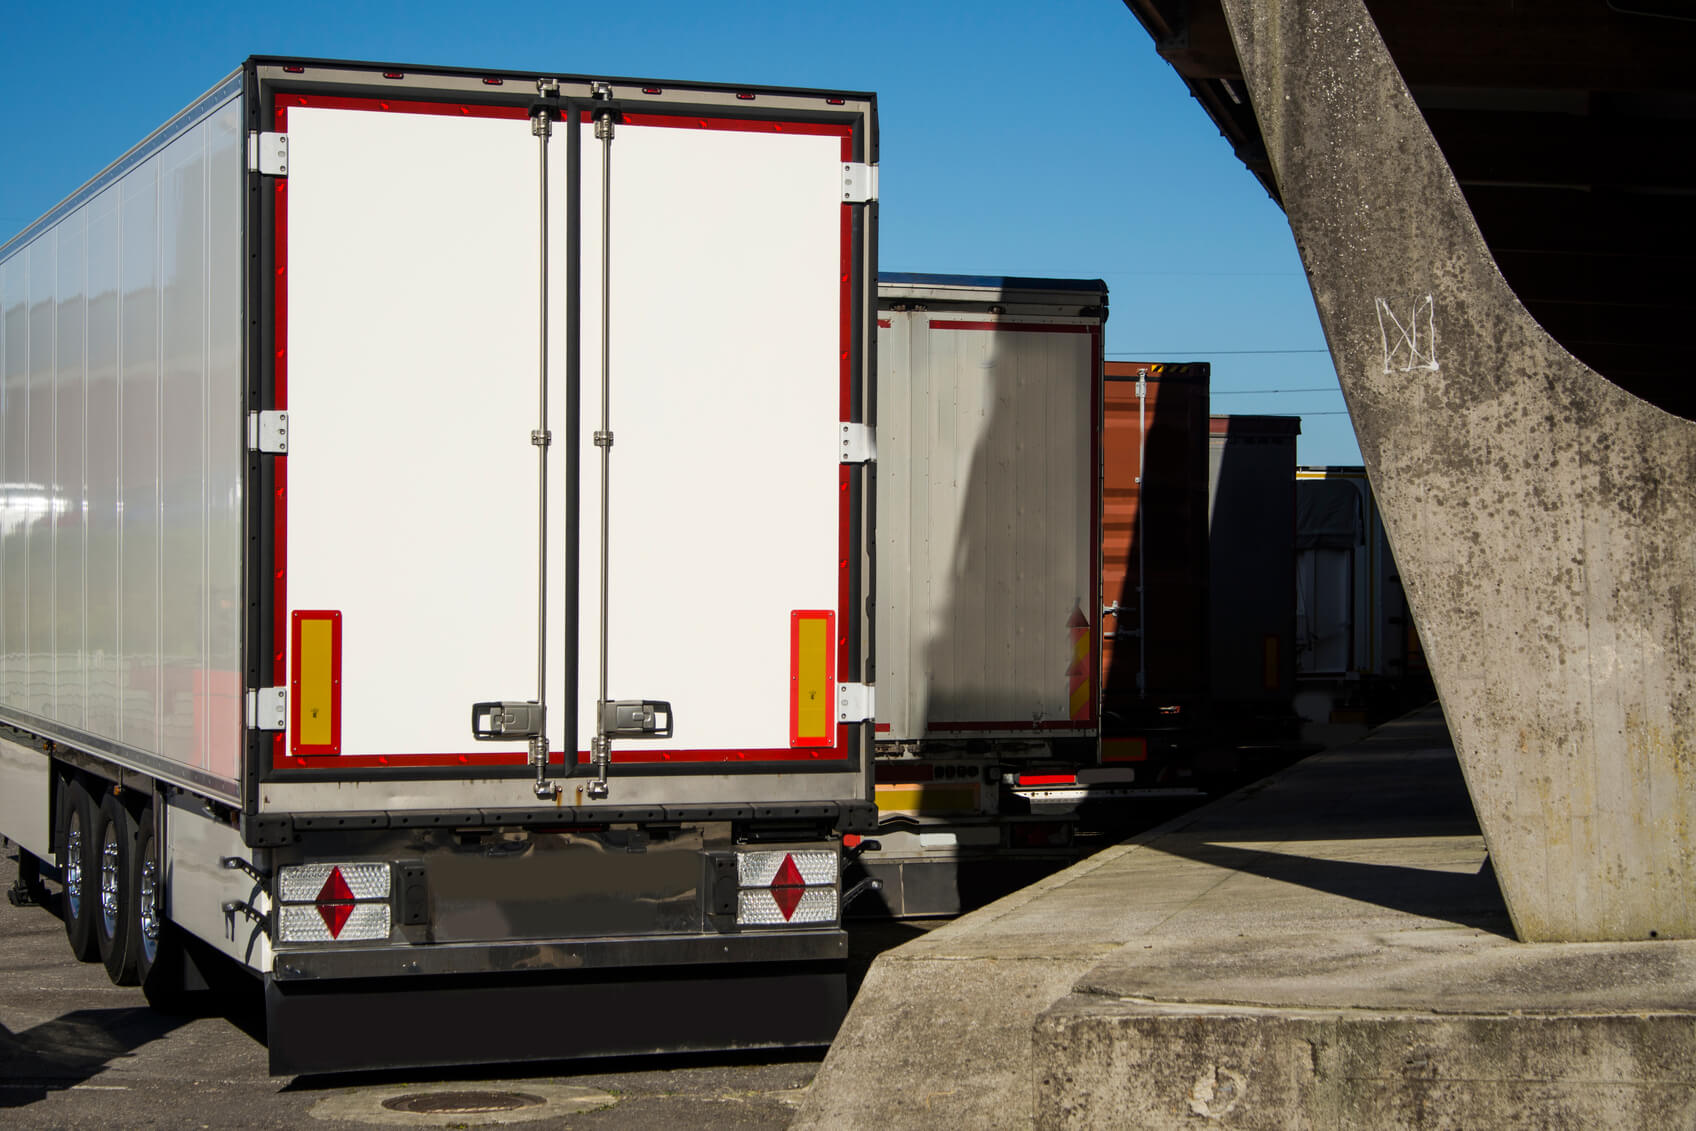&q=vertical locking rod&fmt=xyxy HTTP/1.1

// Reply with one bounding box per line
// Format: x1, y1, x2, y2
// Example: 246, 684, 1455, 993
530, 102, 558, 799
588, 85, 616, 800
